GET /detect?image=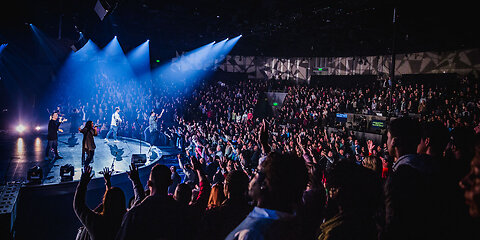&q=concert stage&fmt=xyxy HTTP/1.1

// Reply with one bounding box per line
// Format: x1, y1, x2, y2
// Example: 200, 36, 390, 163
44, 133, 161, 184
0, 133, 182, 239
